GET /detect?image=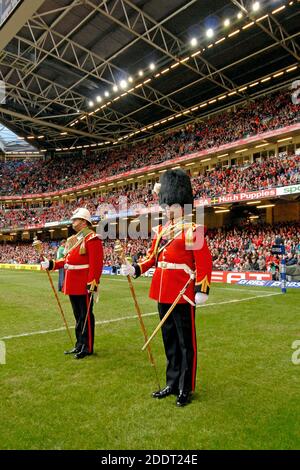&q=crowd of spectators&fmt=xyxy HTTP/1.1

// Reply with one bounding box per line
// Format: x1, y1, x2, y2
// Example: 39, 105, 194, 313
193, 154, 300, 199
0, 239, 150, 266
1, 153, 299, 229
0, 88, 298, 197
1, 223, 299, 277
102, 239, 150, 267
206, 222, 300, 276
0, 242, 55, 265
